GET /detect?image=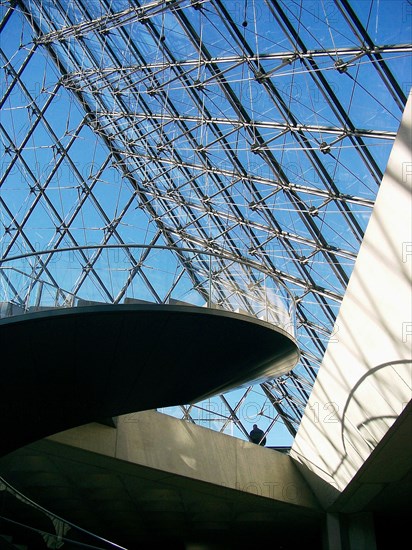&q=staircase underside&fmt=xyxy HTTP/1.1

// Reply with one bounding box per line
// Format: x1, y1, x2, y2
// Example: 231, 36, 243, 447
0, 304, 298, 455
